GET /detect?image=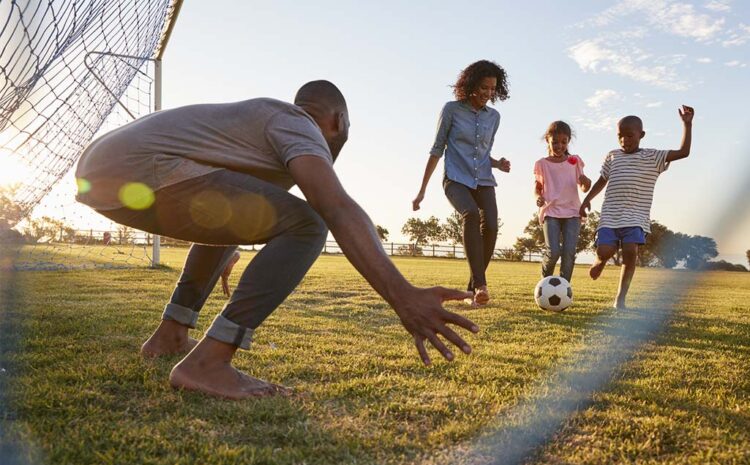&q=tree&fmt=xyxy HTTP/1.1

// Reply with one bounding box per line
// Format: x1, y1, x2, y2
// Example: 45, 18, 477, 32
512, 213, 545, 258
401, 216, 444, 255
683, 235, 718, 270
0, 184, 25, 230
577, 211, 600, 253
375, 225, 389, 242
116, 224, 135, 245
442, 211, 504, 246
442, 211, 463, 245
22, 216, 73, 243
640, 220, 670, 267
746, 249, 749, 268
